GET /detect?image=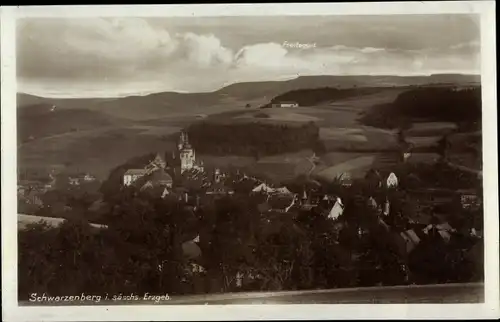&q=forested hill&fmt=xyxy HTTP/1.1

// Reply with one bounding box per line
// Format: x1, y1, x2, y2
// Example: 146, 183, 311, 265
261, 87, 381, 107
359, 87, 482, 130
187, 122, 325, 157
